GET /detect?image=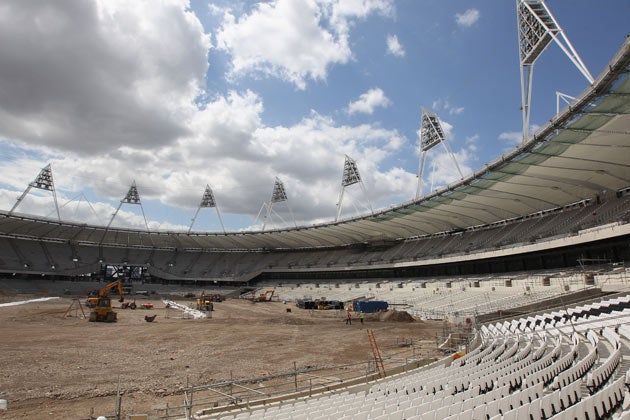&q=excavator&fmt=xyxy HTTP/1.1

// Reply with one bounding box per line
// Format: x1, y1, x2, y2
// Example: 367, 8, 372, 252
86, 280, 125, 322
195, 291, 222, 311
196, 292, 213, 312
251, 290, 275, 302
